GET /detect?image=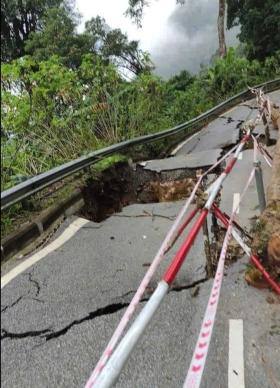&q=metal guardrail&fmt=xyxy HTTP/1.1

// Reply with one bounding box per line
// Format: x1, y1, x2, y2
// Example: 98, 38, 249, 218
1, 78, 279, 211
